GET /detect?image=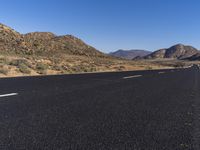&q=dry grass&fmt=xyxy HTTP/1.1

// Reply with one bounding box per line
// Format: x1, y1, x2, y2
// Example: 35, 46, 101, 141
0, 54, 196, 78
